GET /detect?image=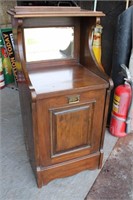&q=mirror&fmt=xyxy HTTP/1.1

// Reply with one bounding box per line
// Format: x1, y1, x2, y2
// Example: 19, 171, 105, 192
24, 27, 74, 62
